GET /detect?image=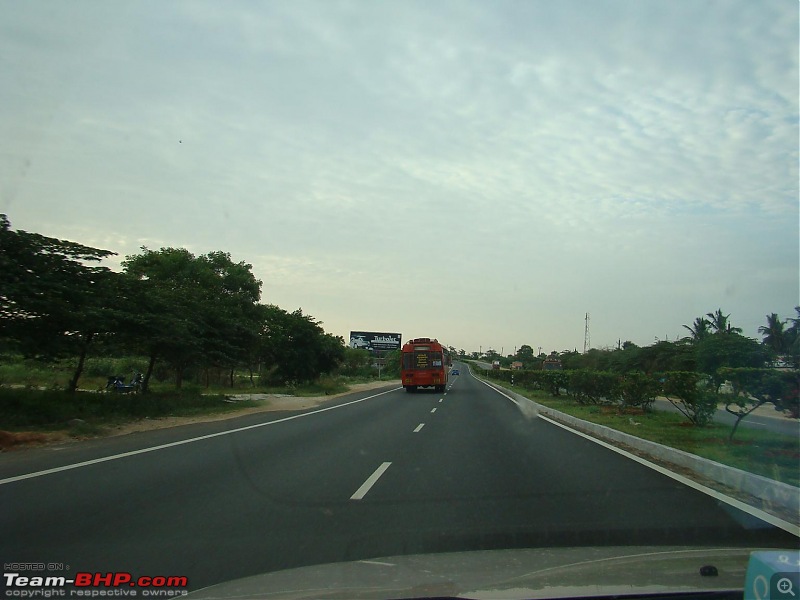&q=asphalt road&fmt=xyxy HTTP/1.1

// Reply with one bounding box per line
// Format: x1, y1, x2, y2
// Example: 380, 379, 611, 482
1, 363, 797, 592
